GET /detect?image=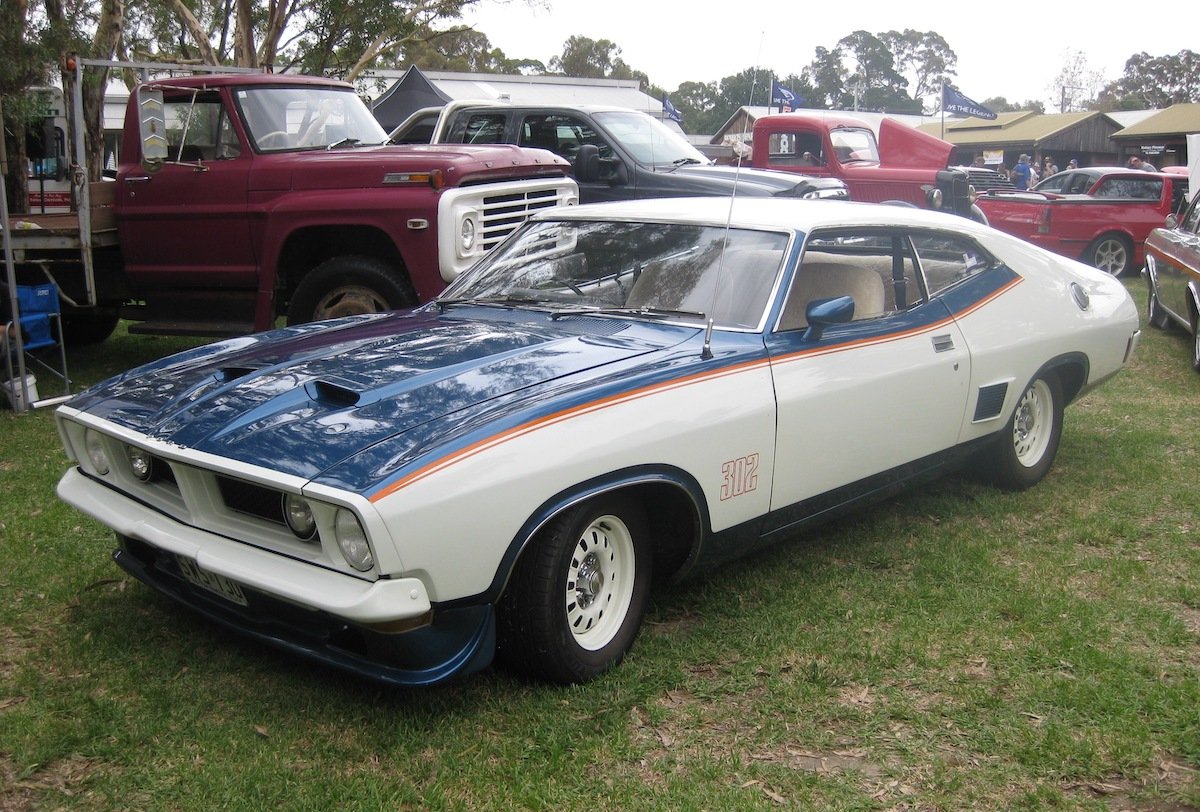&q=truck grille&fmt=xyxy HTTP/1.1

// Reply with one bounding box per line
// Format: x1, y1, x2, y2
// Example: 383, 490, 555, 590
479, 187, 566, 249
